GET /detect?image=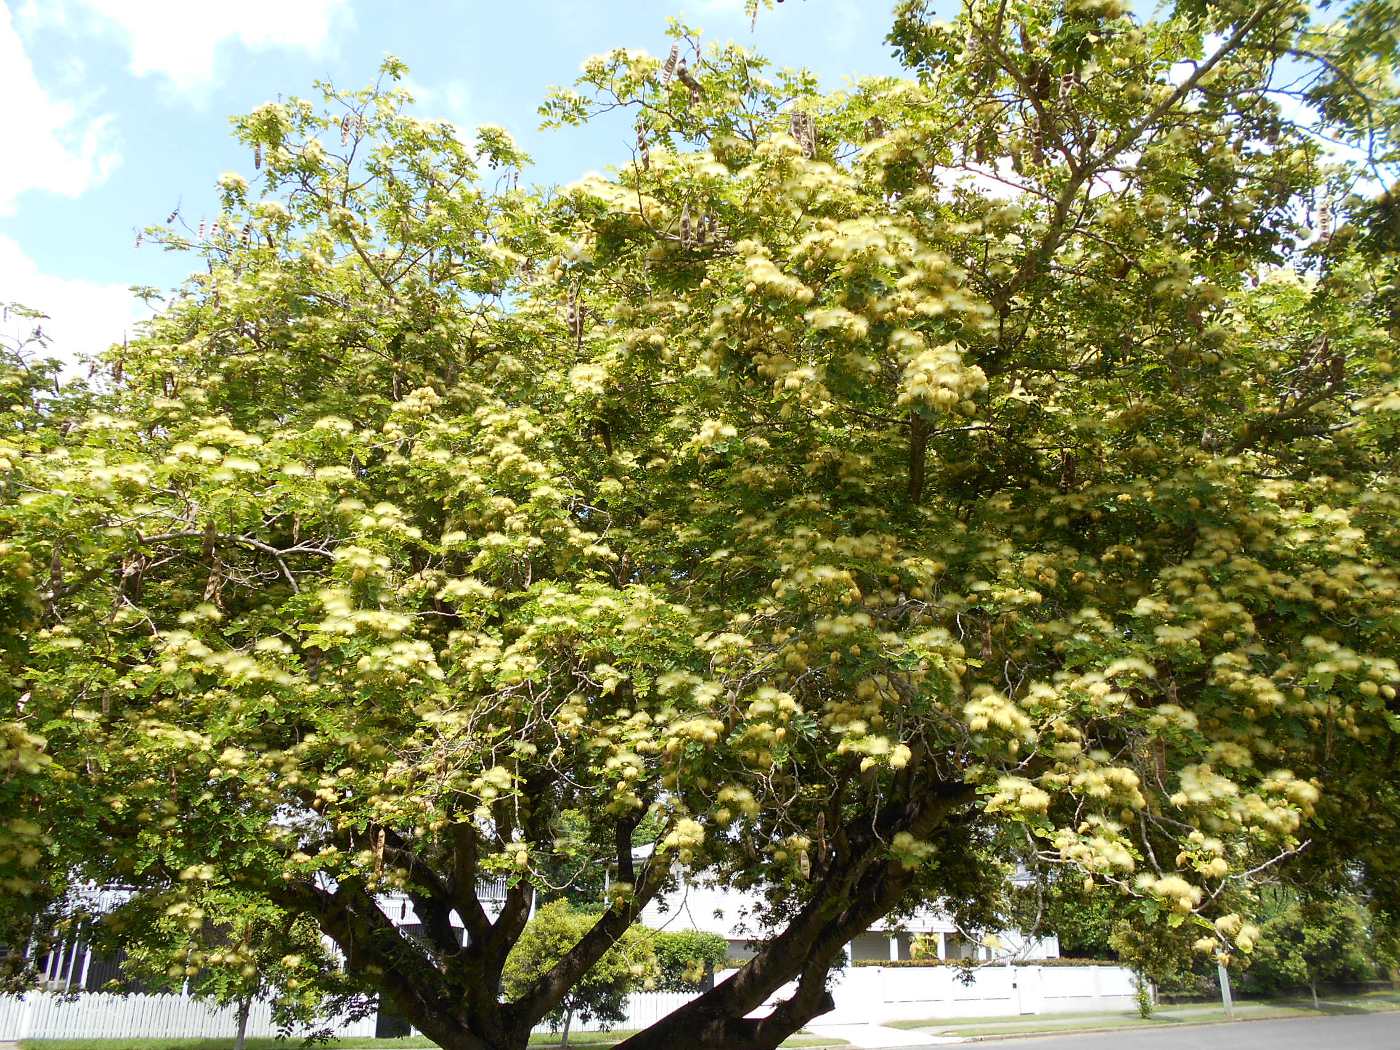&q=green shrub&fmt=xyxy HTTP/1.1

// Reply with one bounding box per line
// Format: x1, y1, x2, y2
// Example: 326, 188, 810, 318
651, 930, 729, 991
